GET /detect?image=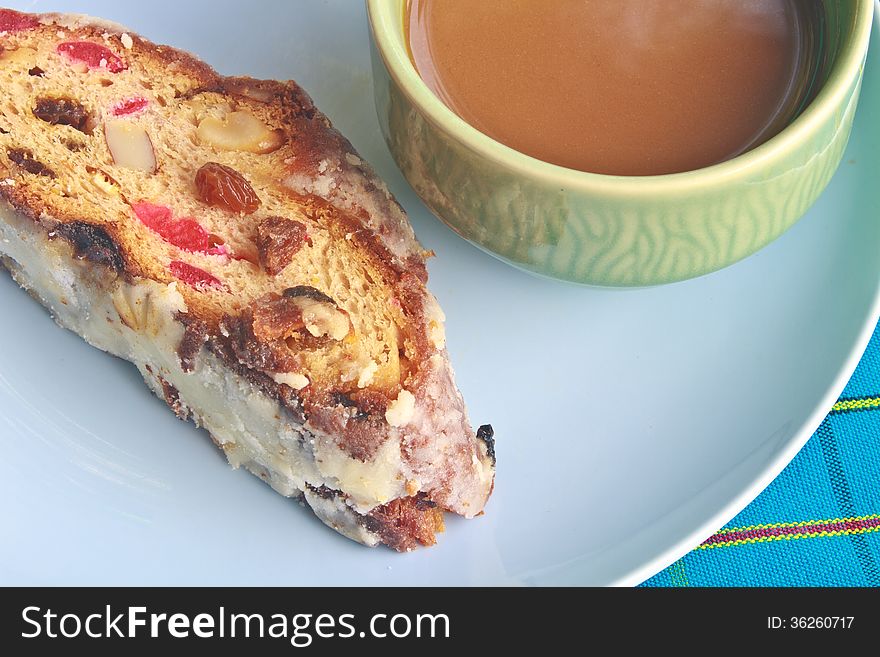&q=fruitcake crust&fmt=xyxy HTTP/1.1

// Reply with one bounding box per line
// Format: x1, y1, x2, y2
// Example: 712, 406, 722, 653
0, 9, 495, 550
